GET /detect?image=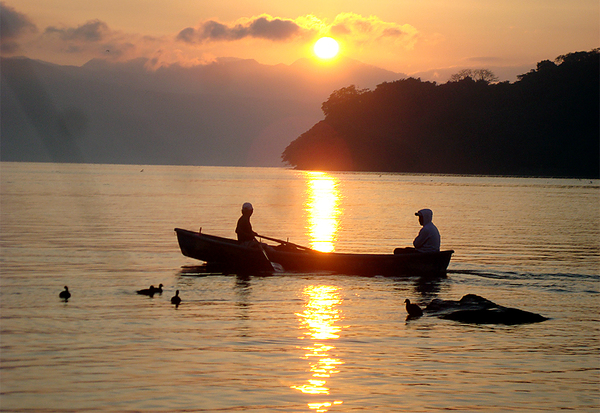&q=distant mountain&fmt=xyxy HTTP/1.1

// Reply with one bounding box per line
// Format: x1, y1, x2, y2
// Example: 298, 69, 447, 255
1, 56, 404, 166
82, 56, 404, 100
